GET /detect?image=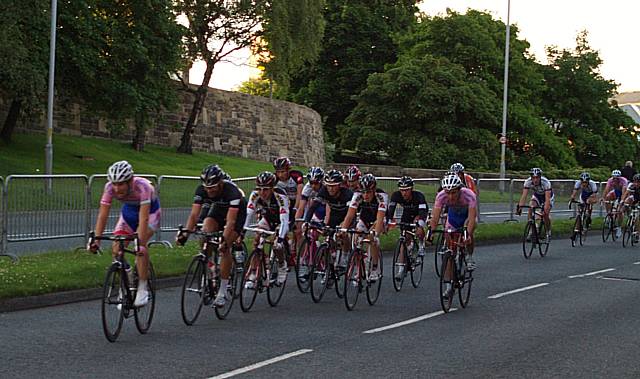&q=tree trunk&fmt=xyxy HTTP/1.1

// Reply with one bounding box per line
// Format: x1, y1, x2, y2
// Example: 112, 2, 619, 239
1, 99, 22, 143
132, 112, 146, 152
177, 61, 215, 154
